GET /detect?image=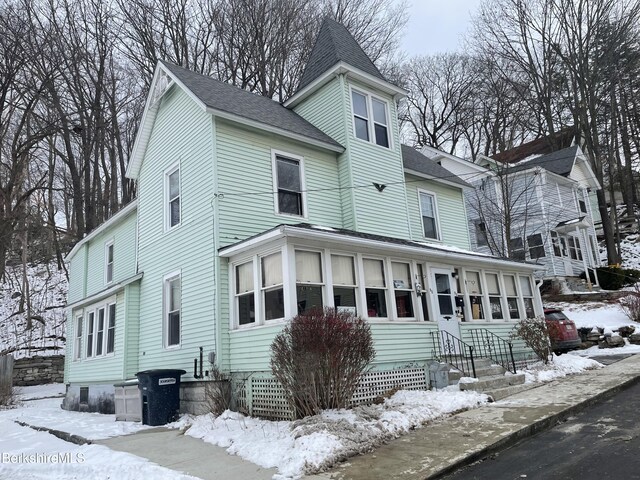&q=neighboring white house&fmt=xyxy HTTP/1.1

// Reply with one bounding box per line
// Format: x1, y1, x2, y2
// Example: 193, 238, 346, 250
421, 145, 602, 284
